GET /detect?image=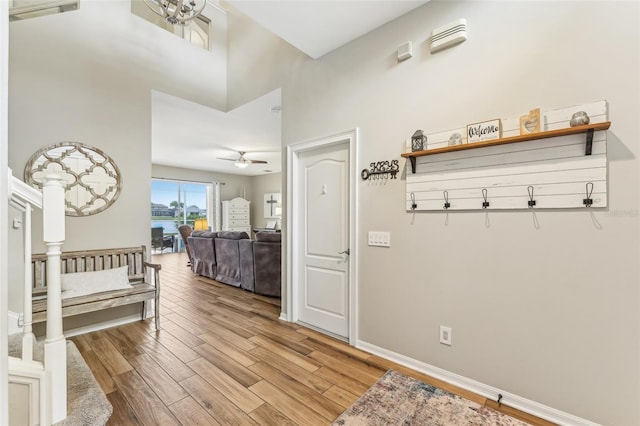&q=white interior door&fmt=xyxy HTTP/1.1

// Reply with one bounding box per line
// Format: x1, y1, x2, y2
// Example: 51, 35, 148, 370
297, 142, 350, 338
